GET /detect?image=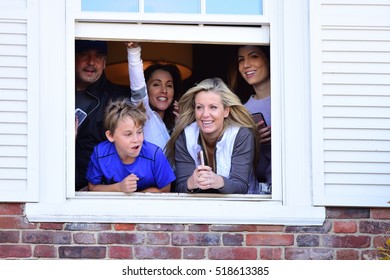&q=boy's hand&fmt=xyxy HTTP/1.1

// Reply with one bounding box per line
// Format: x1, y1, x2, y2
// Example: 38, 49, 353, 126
118, 173, 139, 193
